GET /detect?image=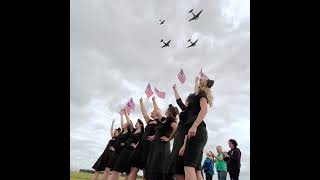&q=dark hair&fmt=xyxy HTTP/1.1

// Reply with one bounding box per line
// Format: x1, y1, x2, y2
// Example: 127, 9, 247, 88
168, 104, 179, 118
137, 119, 145, 133
186, 93, 196, 105
116, 127, 121, 132
229, 139, 238, 147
